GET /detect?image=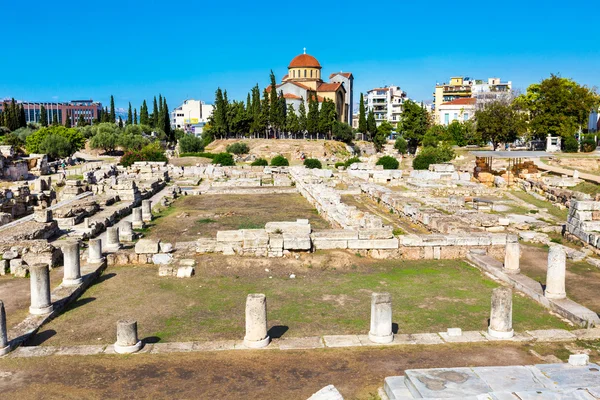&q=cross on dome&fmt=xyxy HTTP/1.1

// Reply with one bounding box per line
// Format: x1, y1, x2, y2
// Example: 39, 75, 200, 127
303, 47, 306, 54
